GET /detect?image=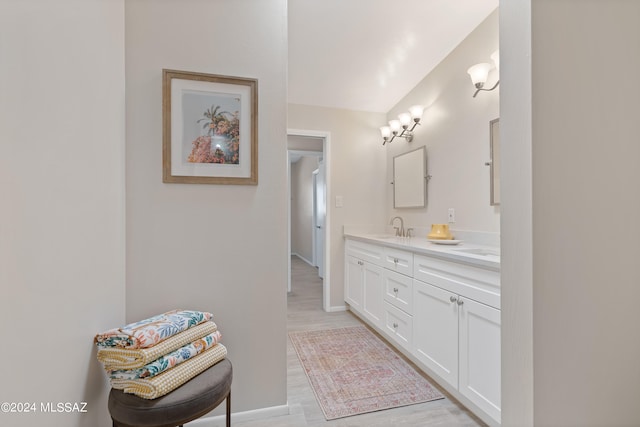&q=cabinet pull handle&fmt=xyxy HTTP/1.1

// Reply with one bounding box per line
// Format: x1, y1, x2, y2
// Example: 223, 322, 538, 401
393, 287, 399, 294
450, 296, 457, 303
393, 258, 398, 265
393, 322, 398, 329
457, 298, 464, 306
